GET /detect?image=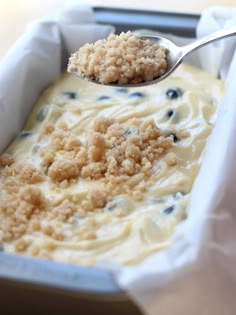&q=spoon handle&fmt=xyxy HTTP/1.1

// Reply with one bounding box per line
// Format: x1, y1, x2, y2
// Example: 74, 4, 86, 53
182, 26, 236, 57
